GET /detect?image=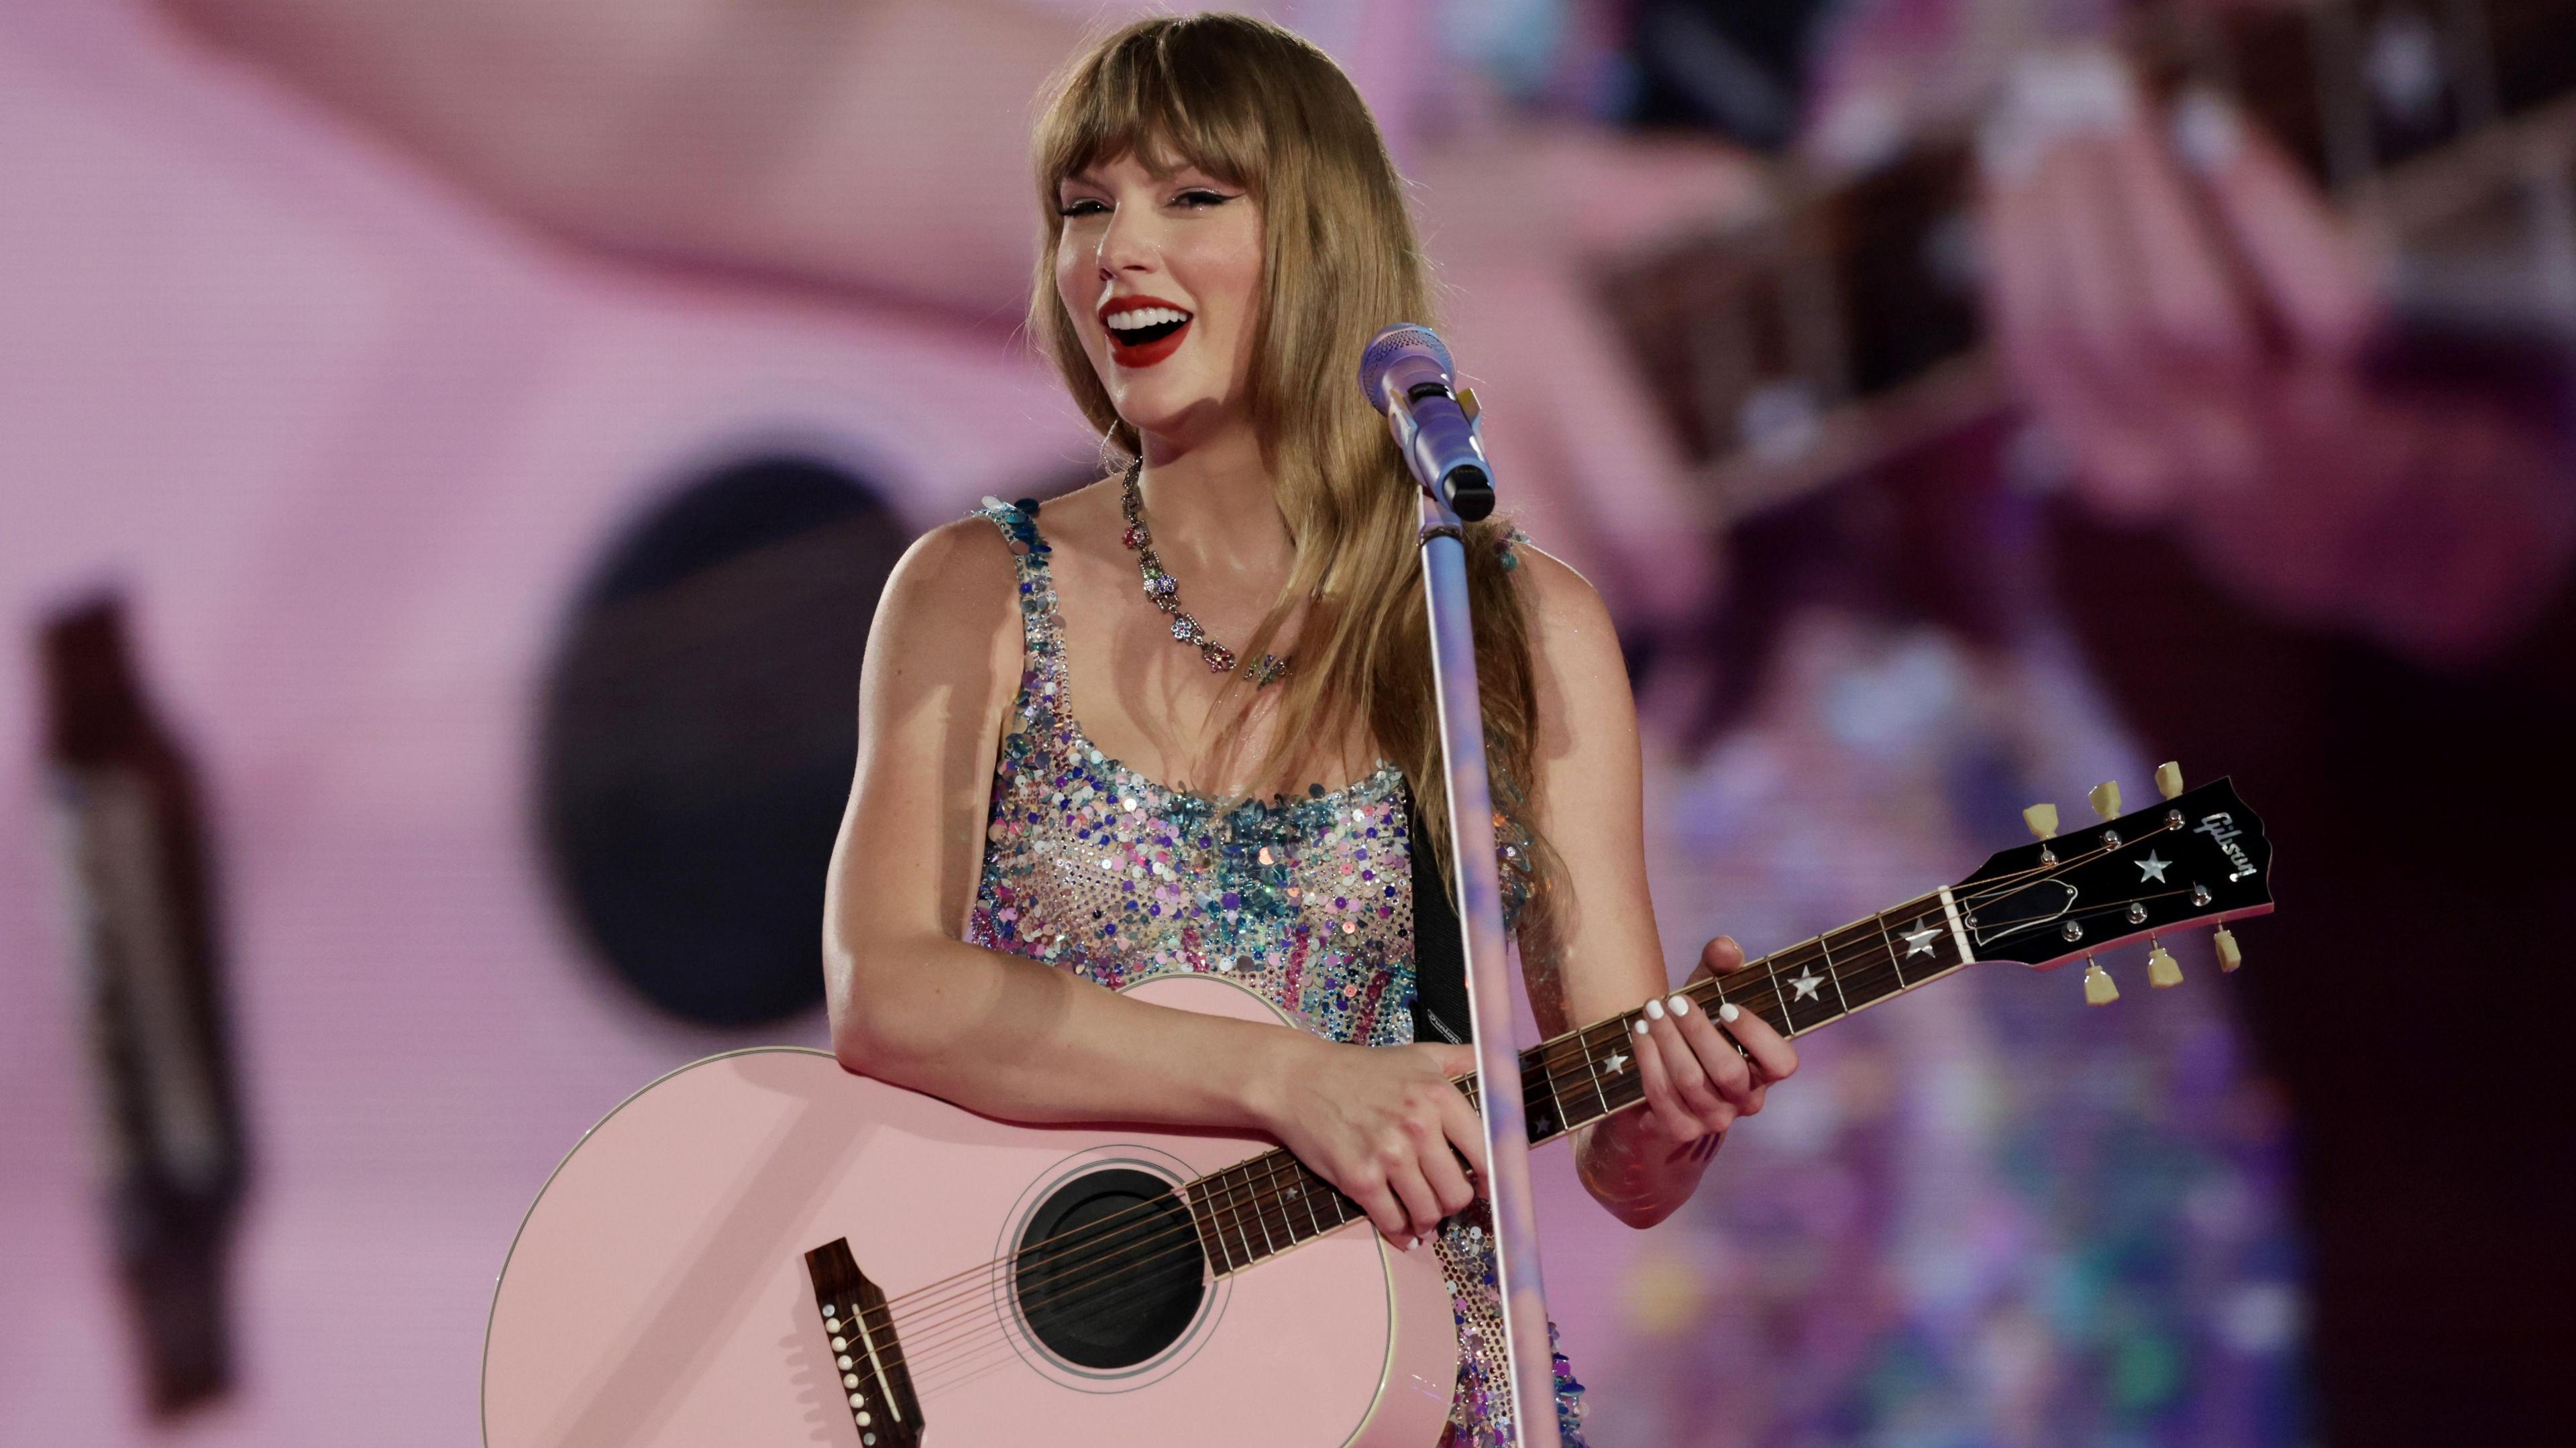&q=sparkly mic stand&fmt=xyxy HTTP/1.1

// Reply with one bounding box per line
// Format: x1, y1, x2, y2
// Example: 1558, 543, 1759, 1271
1365, 322, 1562, 1448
